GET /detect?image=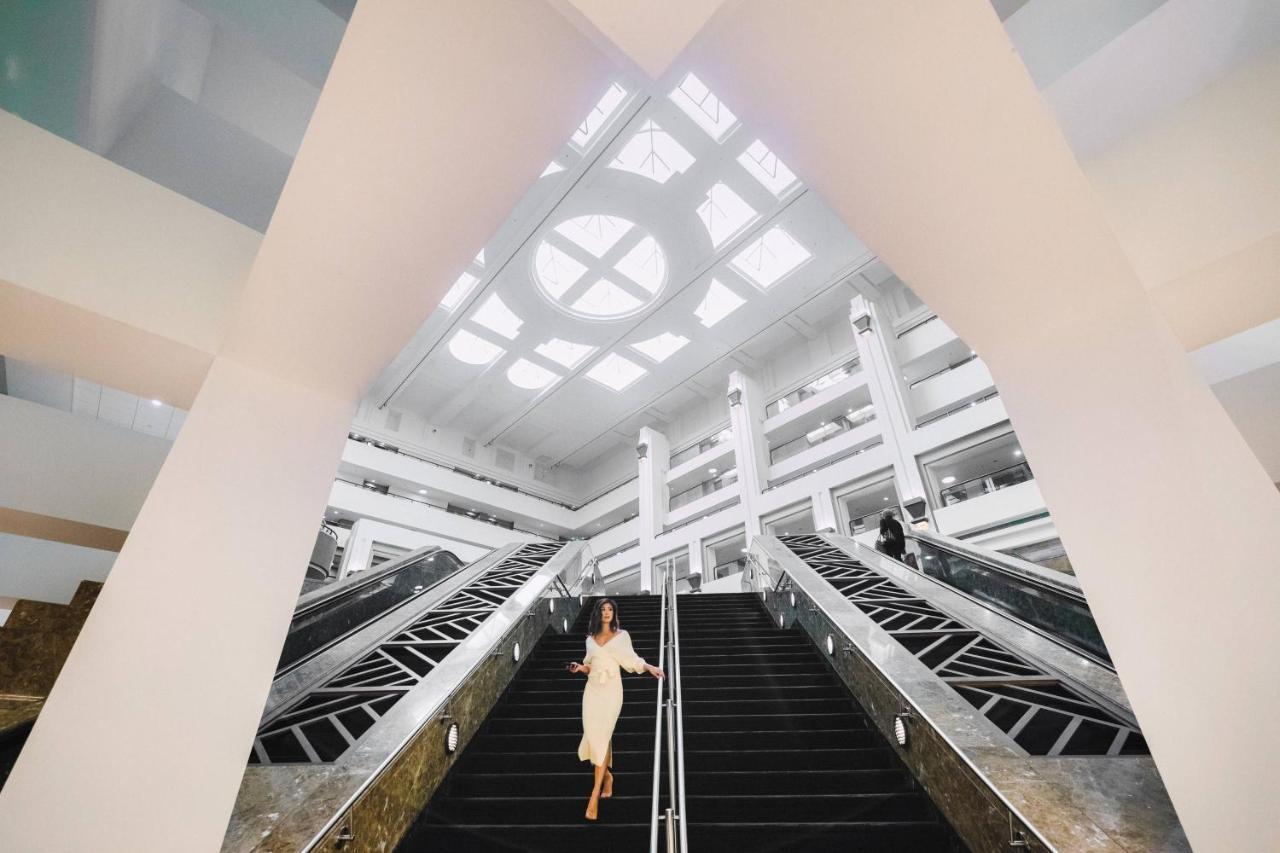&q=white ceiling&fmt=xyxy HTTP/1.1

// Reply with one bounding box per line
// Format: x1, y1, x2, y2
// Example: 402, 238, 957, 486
369, 75, 877, 471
